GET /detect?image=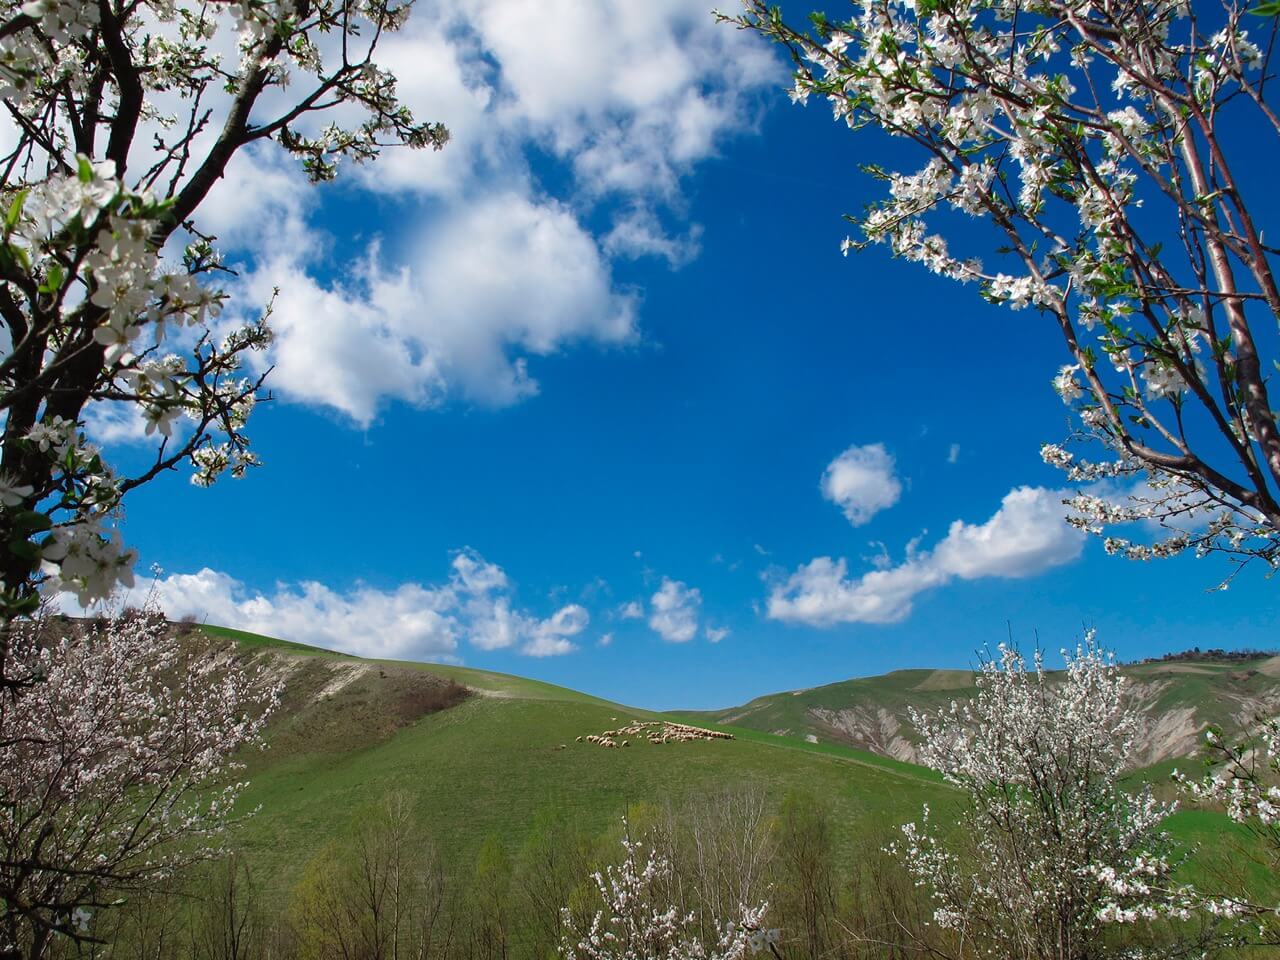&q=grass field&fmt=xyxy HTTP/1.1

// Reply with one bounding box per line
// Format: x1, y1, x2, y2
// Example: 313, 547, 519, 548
686, 656, 1280, 768
209, 627, 955, 902
202, 626, 1272, 911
